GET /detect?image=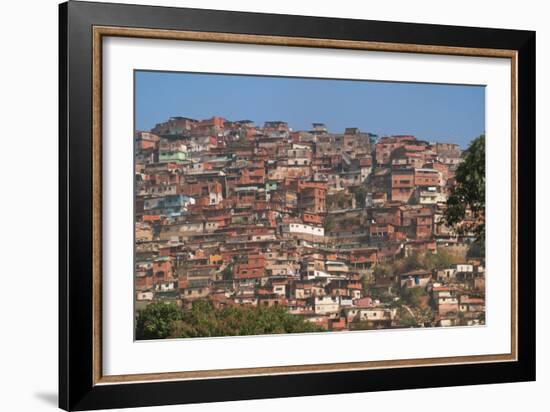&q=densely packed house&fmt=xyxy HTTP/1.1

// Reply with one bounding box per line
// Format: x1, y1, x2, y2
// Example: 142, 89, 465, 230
134, 116, 485, 330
